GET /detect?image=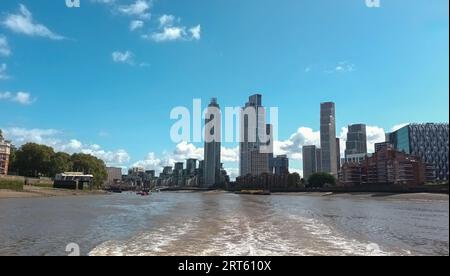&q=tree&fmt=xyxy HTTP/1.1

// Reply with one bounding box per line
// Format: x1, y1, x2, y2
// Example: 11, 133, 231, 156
307, 172, 336, 188
14, 143, 55, 177
71, 153, 107, 188
287, 172, 301, 188
0, 129, 3, 140
50, 152, 73, 176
